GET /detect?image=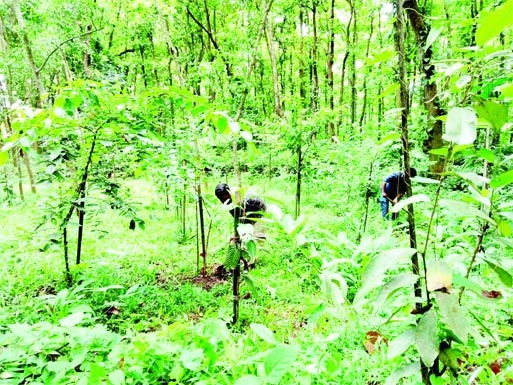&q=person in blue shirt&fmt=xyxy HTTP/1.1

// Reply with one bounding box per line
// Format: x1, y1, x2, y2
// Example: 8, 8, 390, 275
380, 168, 417, 220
